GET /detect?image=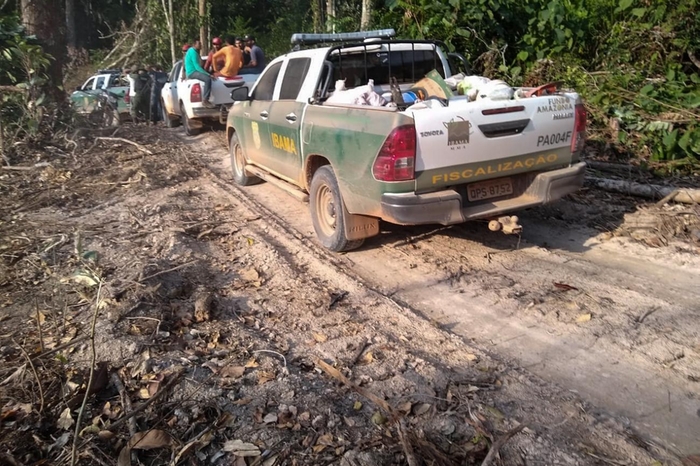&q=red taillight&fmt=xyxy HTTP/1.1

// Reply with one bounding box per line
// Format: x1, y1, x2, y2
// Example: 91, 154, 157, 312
124, 94, 130, 103
190, 83, 202, 103
372, 125, 416, 182
482, 105, 525, 115
571, 103, 587, 152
